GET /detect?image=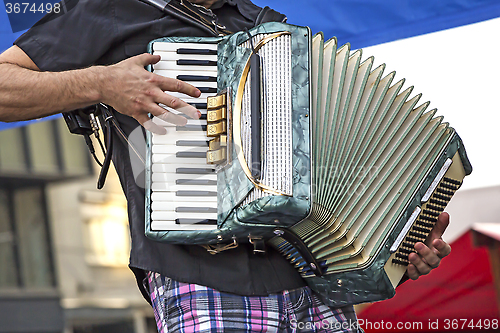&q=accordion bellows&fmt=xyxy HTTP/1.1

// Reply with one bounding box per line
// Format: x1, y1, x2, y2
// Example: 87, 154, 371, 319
145, 22, 472, 306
